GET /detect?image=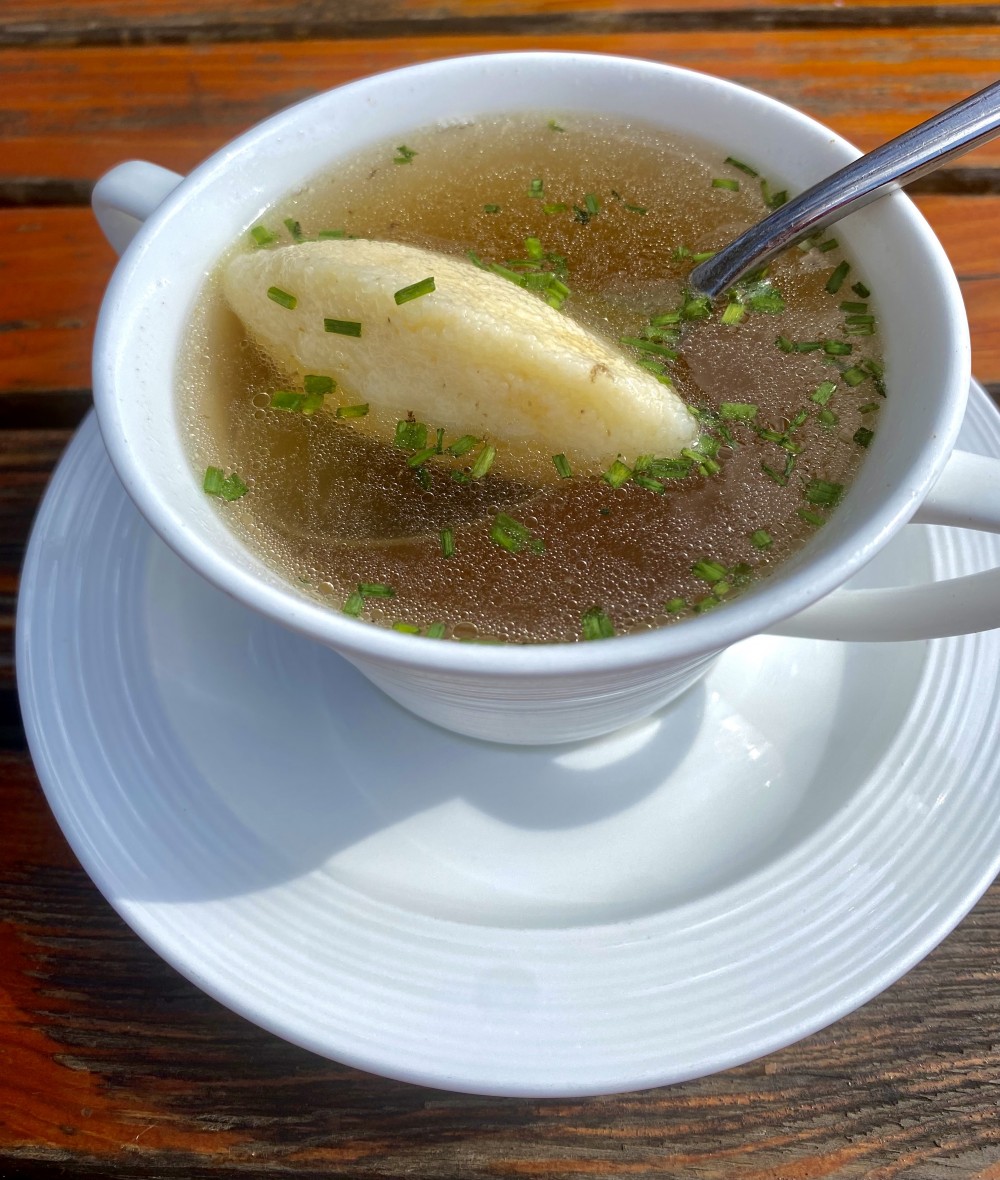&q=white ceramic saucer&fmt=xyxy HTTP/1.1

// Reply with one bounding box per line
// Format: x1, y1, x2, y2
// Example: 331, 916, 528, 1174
17, 383, 1000, 1097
